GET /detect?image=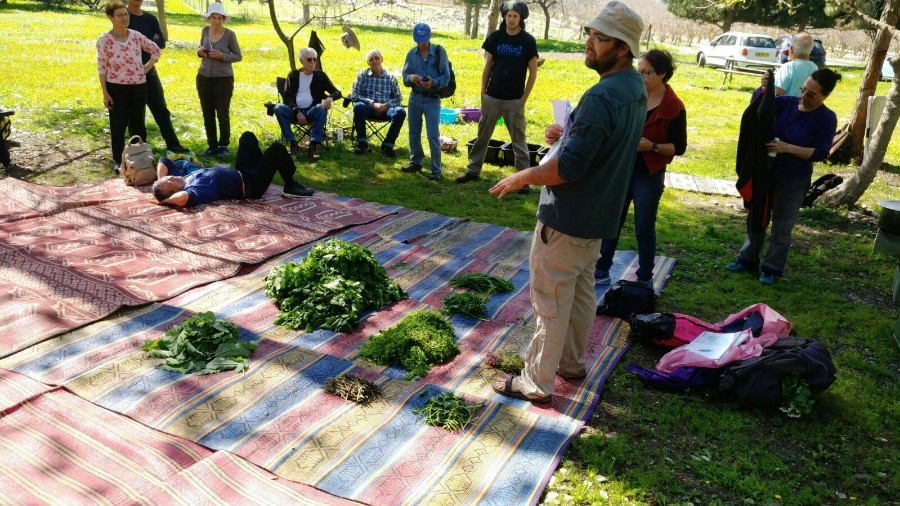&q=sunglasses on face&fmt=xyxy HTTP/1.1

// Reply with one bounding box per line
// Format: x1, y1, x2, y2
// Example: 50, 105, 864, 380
304, 57, 317, 63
